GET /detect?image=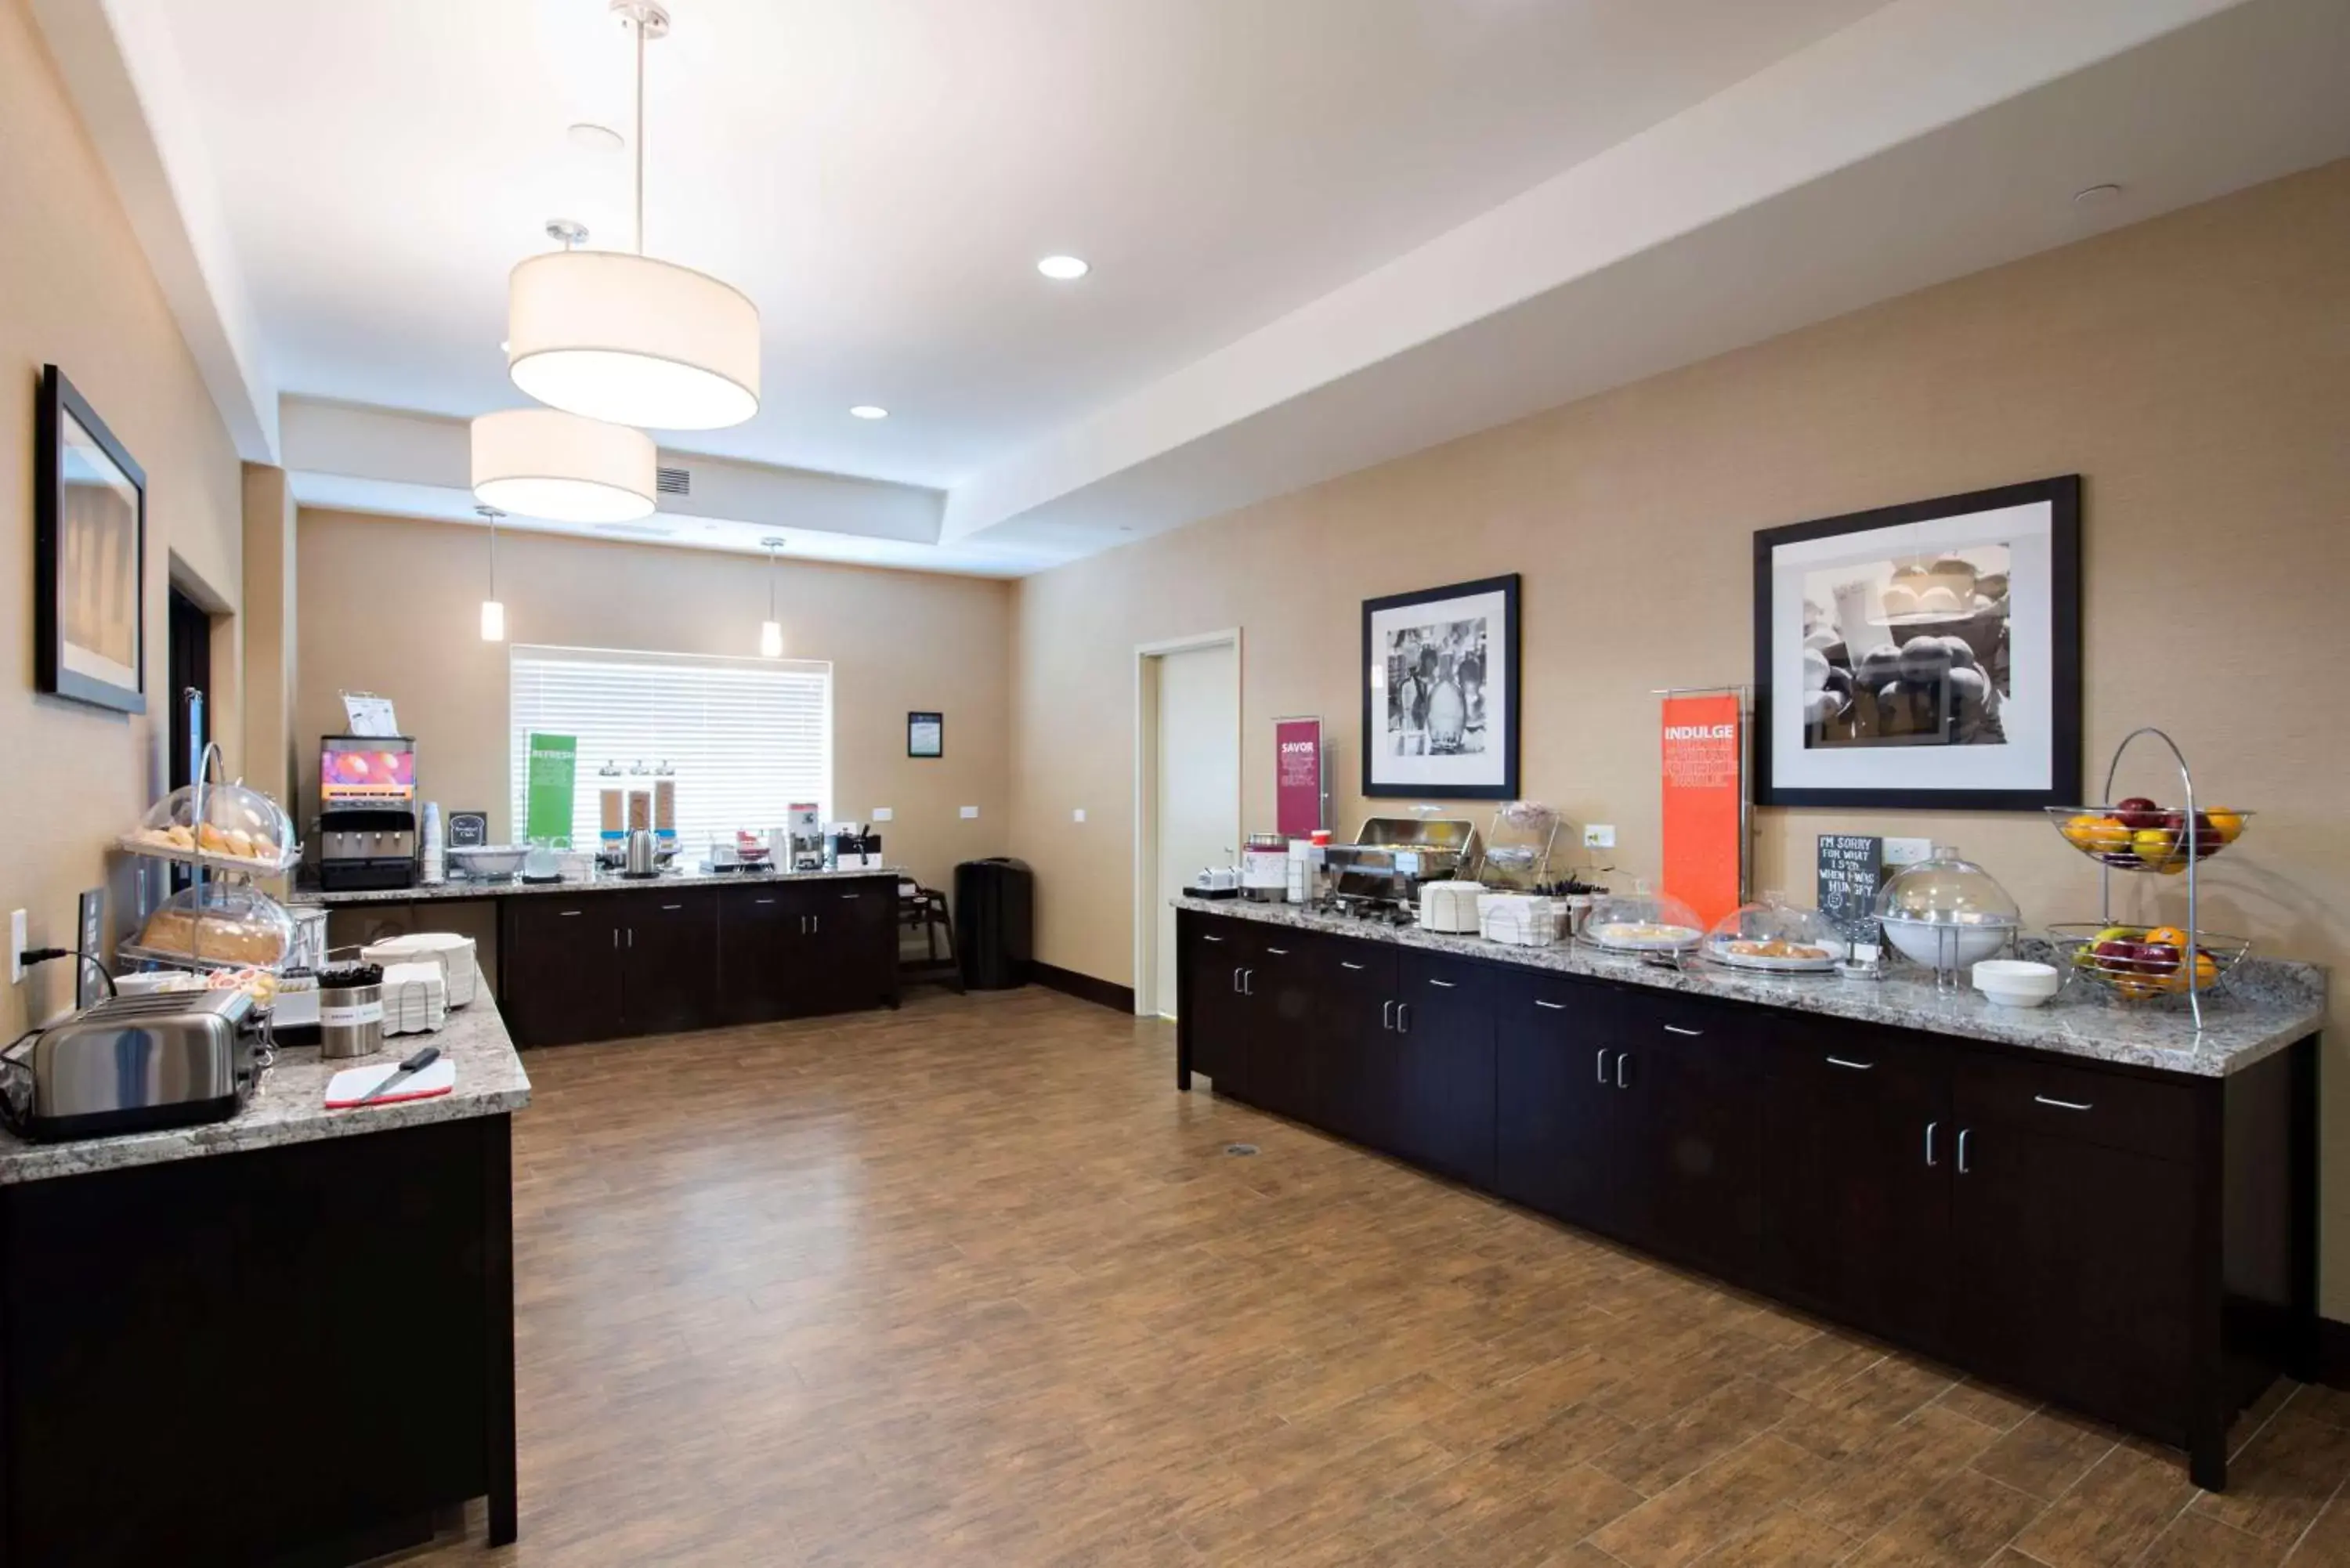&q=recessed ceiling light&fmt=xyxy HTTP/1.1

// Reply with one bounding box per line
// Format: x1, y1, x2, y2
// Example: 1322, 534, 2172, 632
1036, 255, 1090, 281
567, 121, 624, 154
2072, 183, 2124, 209
848, 405, 889, 420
